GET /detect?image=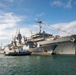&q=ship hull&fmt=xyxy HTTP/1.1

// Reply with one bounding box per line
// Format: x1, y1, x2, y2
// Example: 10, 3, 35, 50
23, 42, 76, 55
23, 47, 53, 55
4, 46, 31, 56
54, 41, 76, 54
37, 35, 76, 55
38, 41, 76, 55
5, 52, 31, 56
23, 35, 76, 55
